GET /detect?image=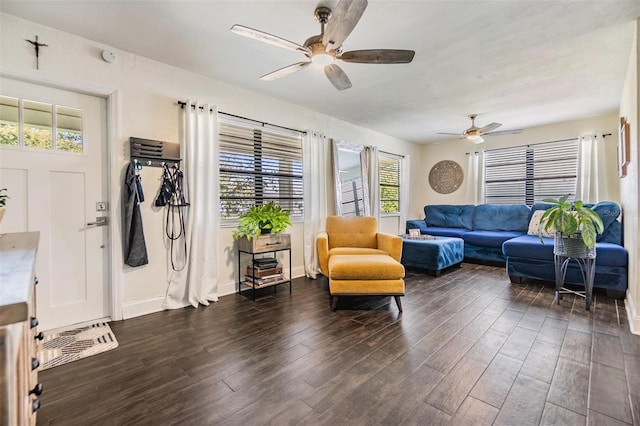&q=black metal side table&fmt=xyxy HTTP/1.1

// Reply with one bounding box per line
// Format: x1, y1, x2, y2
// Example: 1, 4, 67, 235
553, 234, 596, 310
